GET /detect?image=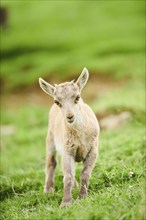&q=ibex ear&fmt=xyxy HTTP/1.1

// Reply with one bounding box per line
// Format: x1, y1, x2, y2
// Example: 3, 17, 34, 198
76, 67, 89, 91
39, 78, 55, 97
